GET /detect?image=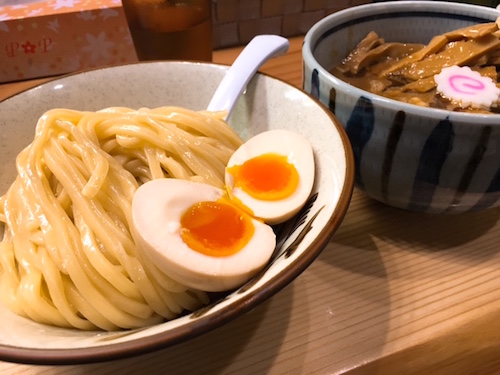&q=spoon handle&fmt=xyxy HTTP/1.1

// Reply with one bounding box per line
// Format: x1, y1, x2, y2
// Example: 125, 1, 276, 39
207, 34, 290, 119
